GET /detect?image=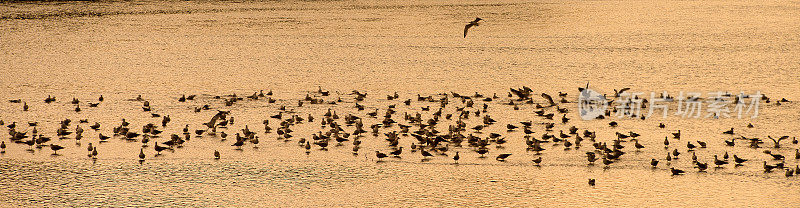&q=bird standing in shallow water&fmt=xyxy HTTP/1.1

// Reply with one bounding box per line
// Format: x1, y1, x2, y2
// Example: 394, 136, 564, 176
496, 153, 511, 161
650, 159, 659, 167
671, 168, 685, 175
532, 157, 542, 166
50, 144, 64, 155
421, 149, 433, 160
732, 155, 747, 165
714, 155, 728, 168
375, 151, 387, 162
463, 17, 482, 38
